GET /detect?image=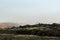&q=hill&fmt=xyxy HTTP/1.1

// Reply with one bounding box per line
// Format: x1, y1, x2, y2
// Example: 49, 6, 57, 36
0, 23, 19, 29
